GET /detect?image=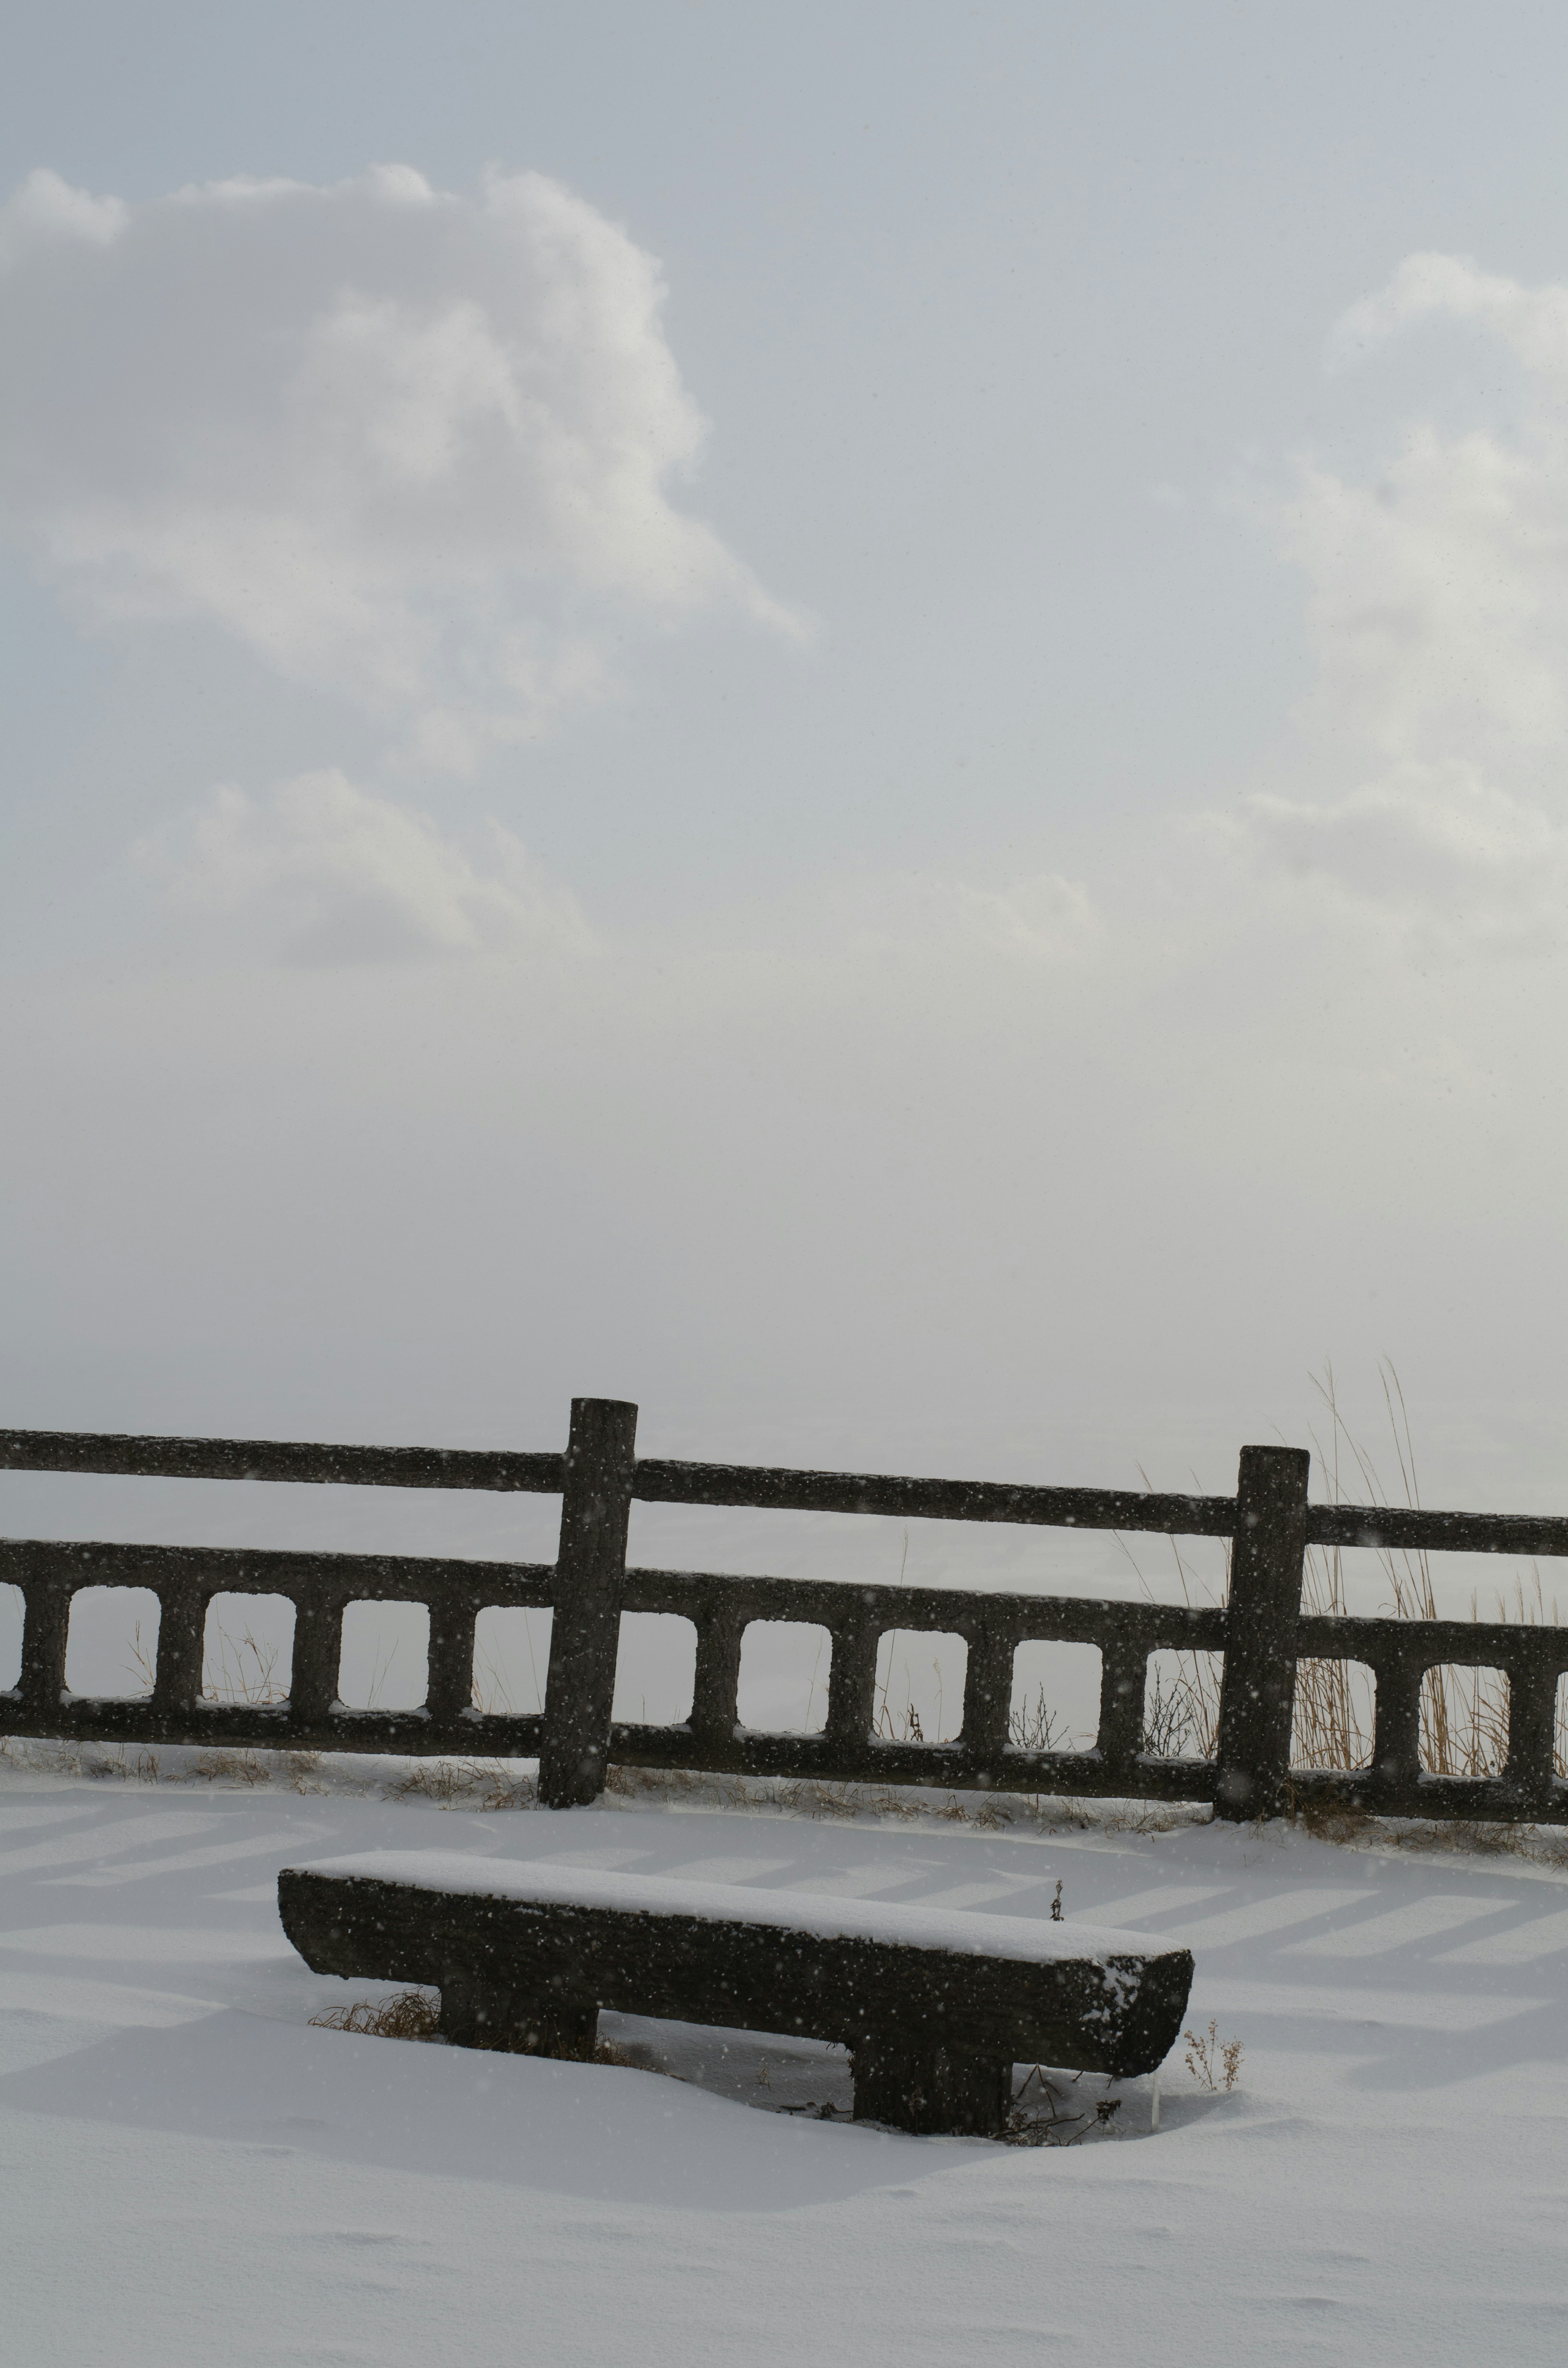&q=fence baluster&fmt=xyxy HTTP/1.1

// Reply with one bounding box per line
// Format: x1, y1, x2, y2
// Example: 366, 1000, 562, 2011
826, 1606, 881, 1748
1096, 1639, 1148, 1776
425, 1586, 478, 1726
1215, 1445, 1310, 1820
960, 1626, 1015, 1761
151, 1576, 204, 1720
1371, 1656, 1422, 1786
289, 1595, 344, 1724
20, 1580, 71, 1713
539, 1398, 639, 1809
1501, 1656, 1558, 1813
691, 1603, 744, 1748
